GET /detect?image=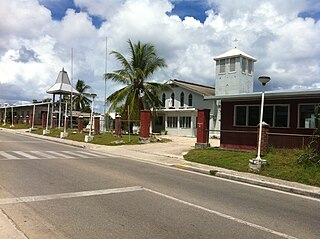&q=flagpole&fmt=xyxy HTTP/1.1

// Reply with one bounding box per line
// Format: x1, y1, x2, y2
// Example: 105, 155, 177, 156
70, 48, 74, 129
104, 37, 108, 131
